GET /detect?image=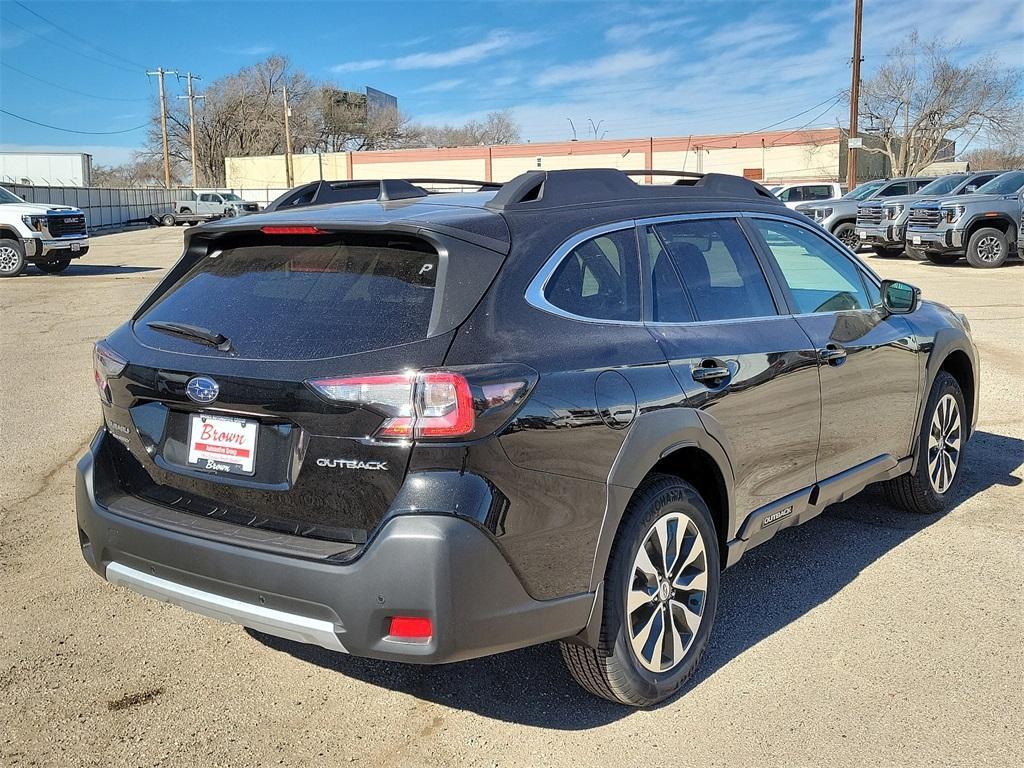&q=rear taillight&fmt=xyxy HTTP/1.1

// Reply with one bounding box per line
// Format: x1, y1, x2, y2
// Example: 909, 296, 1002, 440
307, 371, 476, 440
93, 340, 127, 403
